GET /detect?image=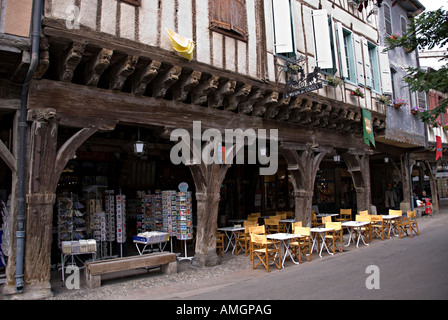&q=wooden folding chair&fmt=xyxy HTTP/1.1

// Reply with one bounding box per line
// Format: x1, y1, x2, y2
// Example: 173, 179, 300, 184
235, 220, 258, 256
250, 233, 281, 272
290, 226, 312, 263
284, 211, 293, 218
370, 215, 389, 240
292, 221, 302, 230
335, 208, 352, 222
359, 210, 369, 215
408, 210, 419, 236
356, 214, 372, 242
397, 210, 419, 238
324, 222, 343, 254
321, 215, 332, 225
248, 225, 266, 261
264, 218, 281, 234
311, 210, 320, 227
389, 209, 403, 236
216, 232, 225, 257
